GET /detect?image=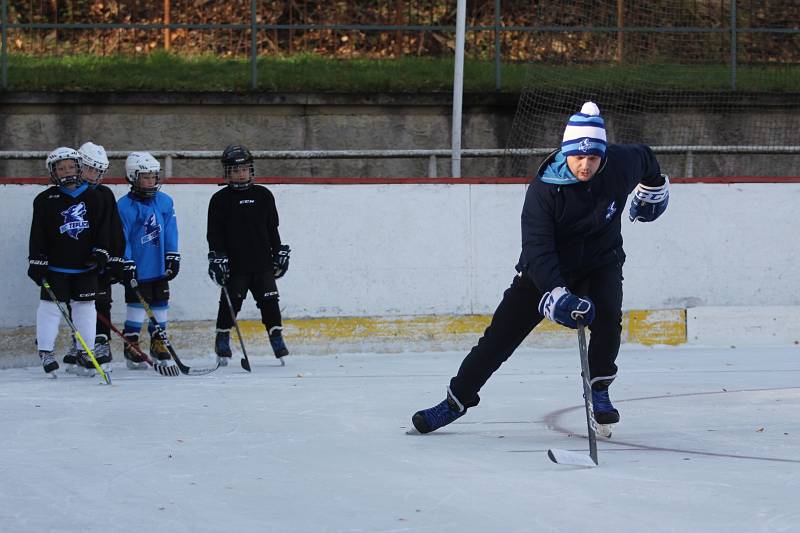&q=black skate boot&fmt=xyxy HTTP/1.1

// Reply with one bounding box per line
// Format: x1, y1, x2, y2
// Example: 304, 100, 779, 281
591, 381, 620, 425
215, 329, 232, 366
62, 337, 78, 374
123, 332, 148, 370
412, 387, 469, 434
74, 350, 97, 377
269, 328, 289, 365
39, 350, 59, 375
93, 334, 112, 371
